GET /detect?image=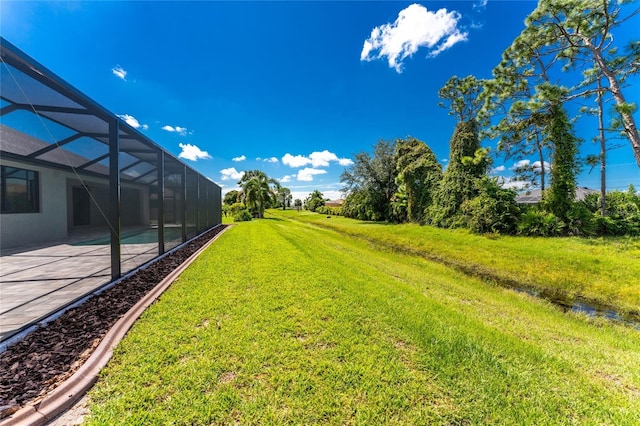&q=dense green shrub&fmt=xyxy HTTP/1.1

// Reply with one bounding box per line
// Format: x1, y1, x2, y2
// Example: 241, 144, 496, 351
564, 203, 595, 236
230, 202, 252, 222
316, 206, 343, 216
342, 189, 386, 221
233, 209, 253, 222
592, 215, 626, 236
517, 208, 564, 236
461, 178, 521, 234
581, 187, 640, 236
